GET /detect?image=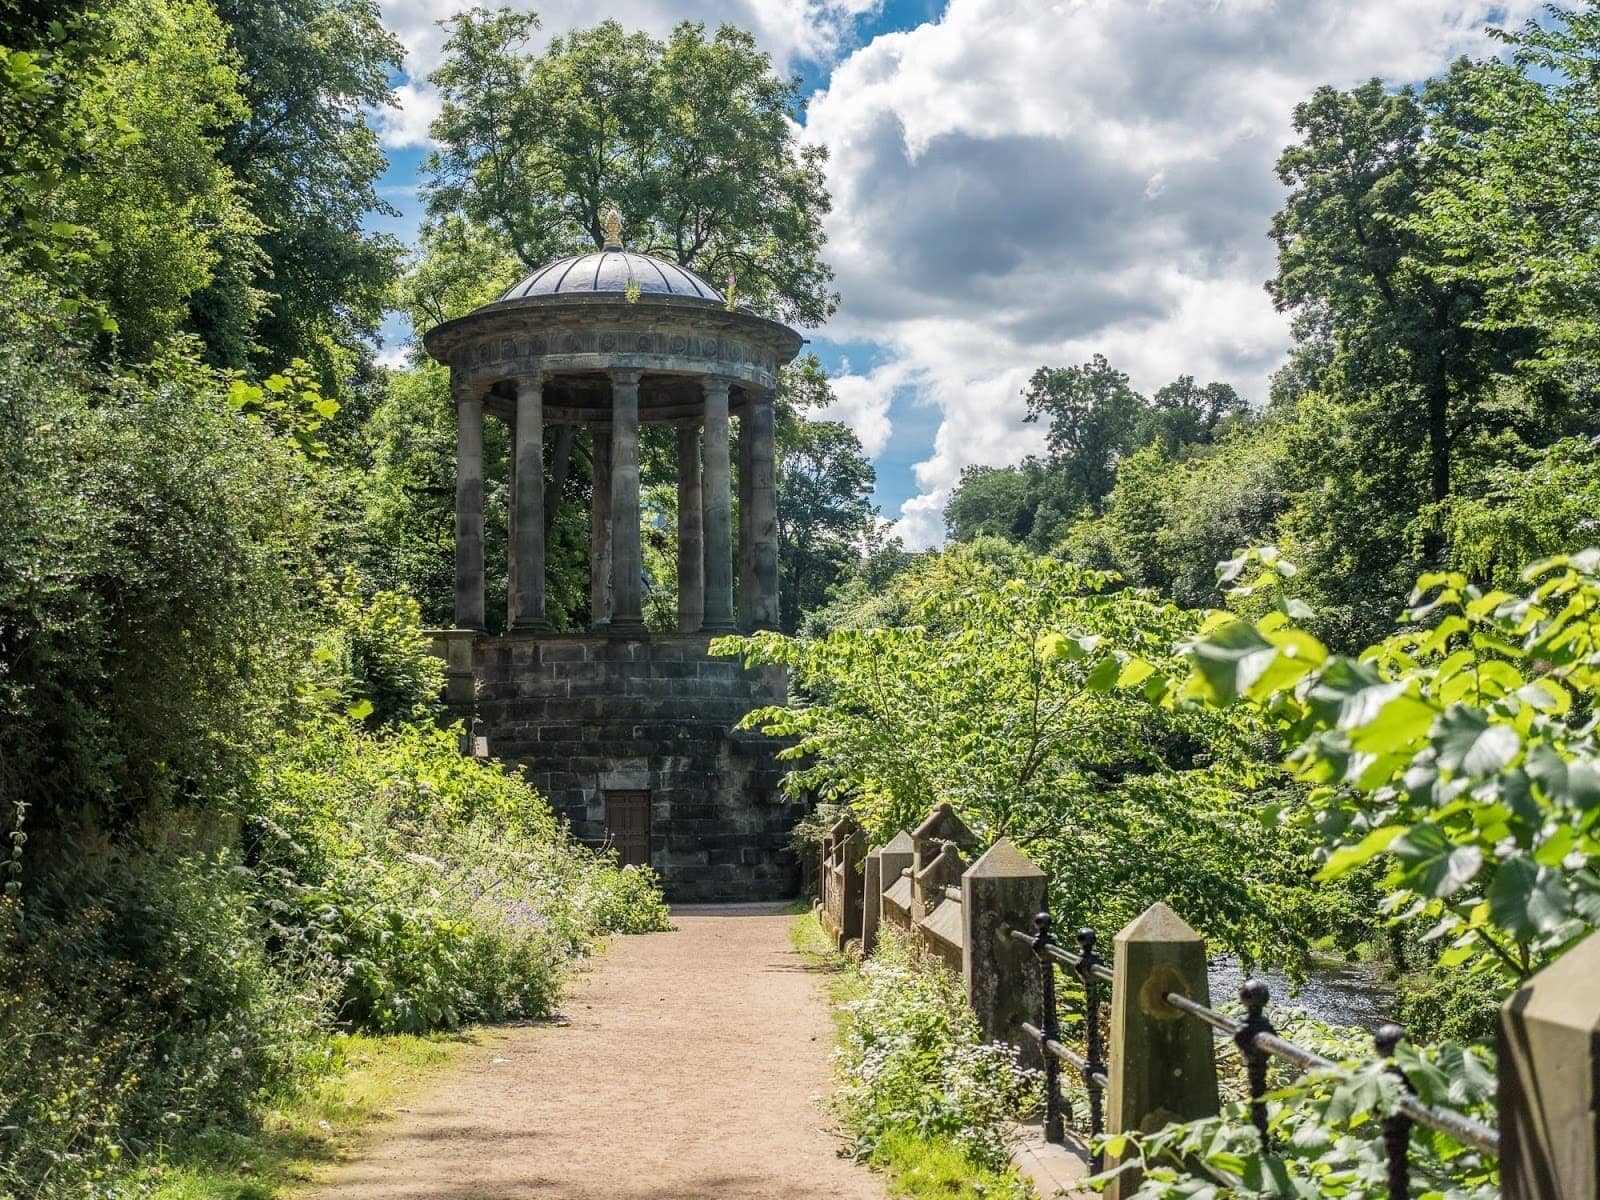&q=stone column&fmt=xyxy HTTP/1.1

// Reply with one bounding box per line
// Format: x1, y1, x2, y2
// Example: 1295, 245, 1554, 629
589, 425, 612, 629
608, 371, 645, 632
676, 424, 704, 632
508, 372, 548, 632
701, 378, 735, 632
738, 413, 755, 631
747, 394, 779, 630
452, 380, 486, 631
